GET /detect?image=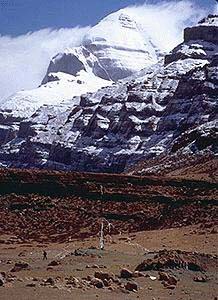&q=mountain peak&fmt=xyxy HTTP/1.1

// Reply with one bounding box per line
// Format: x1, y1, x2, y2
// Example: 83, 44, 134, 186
42, 9, 160, 86
81, 9, 158, 81
102, 11, 138, 30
